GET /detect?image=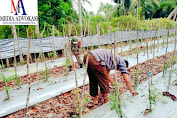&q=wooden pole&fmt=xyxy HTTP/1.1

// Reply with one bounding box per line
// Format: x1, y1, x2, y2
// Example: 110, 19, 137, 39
11, 26, 18, 77
25, 30, 32, 116
17, 27, 23, 64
